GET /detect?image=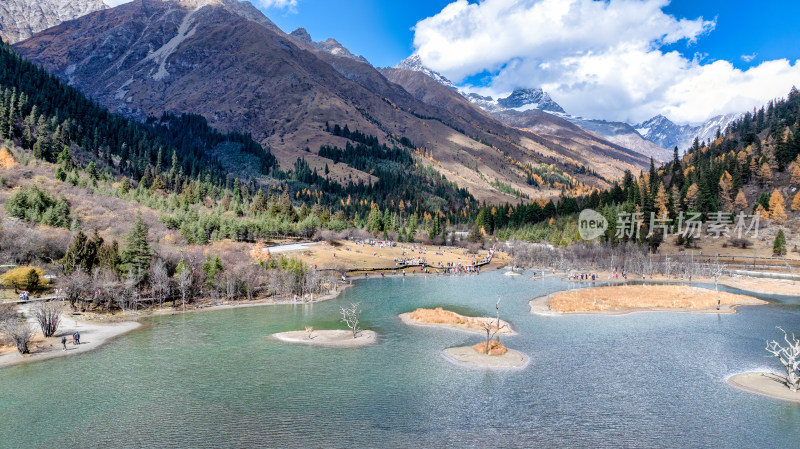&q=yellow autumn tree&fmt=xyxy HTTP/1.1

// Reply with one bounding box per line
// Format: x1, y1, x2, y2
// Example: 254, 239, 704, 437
654, 183, 669, 216
792, 191, 800, 211
733, 190, 748, 212
685, 183, 699, 210
759, 162, 772, 186
791, 165, 800, 187
754, 203, 769, 220
718, 171, 733, 212
768, 189, 787, 223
